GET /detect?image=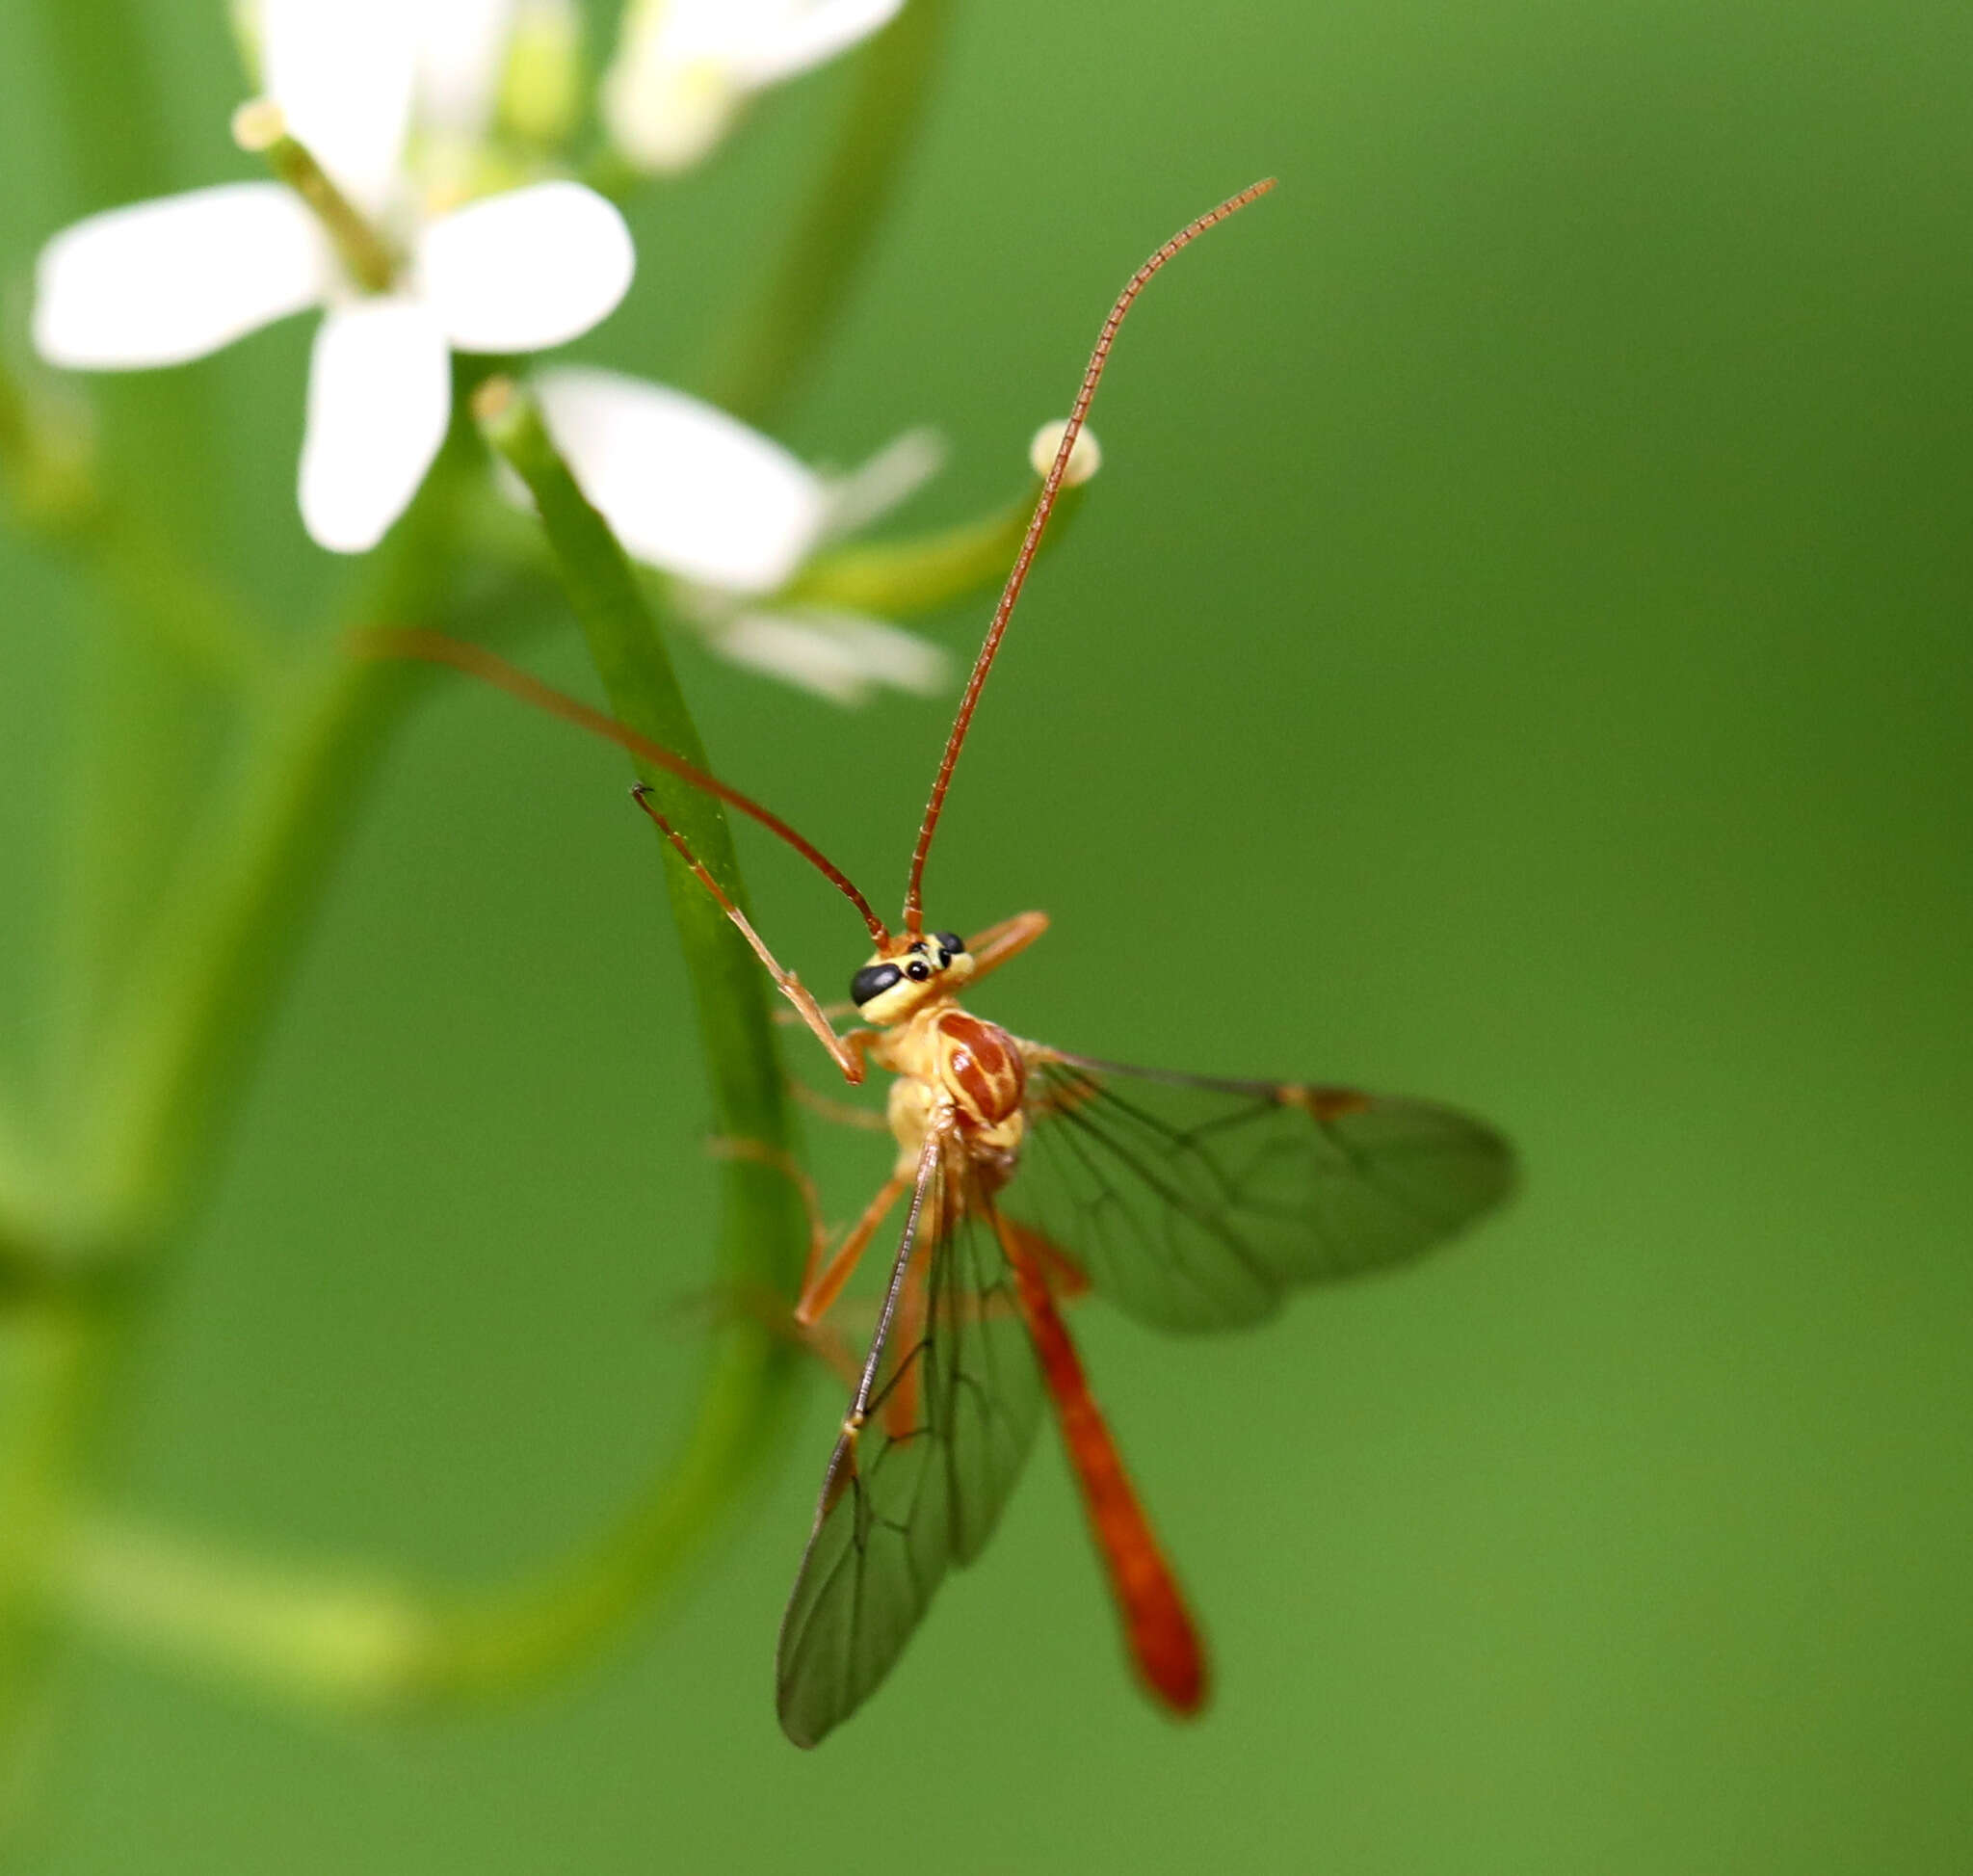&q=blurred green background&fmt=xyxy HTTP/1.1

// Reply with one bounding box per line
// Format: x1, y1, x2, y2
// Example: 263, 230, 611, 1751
3, 0, 1971, 1870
